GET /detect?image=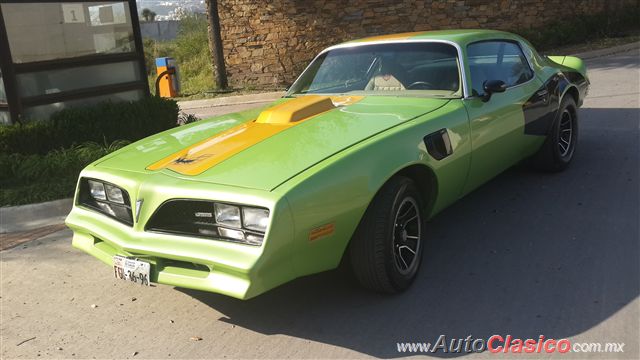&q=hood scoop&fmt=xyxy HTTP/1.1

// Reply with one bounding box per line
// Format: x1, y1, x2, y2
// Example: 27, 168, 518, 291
256, 95, 335, 124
